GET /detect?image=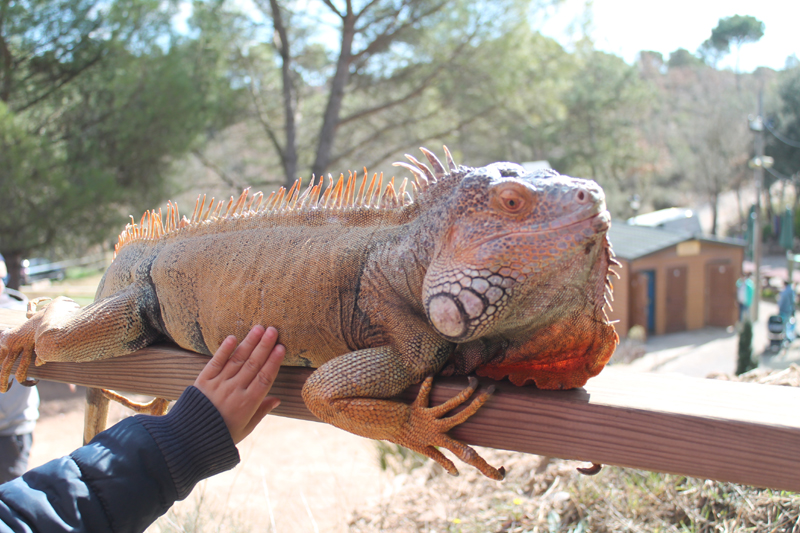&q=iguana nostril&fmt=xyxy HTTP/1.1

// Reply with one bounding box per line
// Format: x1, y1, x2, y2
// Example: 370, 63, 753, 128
577, 190, 586, 202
